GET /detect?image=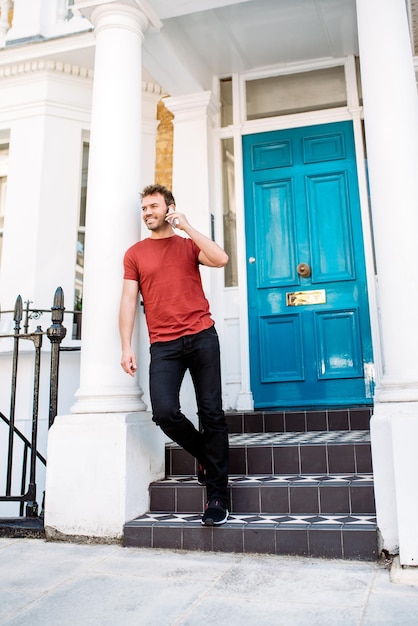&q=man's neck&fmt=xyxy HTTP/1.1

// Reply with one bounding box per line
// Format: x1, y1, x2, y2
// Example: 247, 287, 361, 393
149, 226, 175, 239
